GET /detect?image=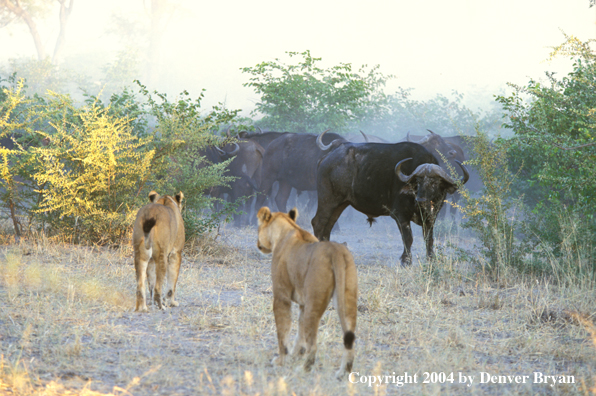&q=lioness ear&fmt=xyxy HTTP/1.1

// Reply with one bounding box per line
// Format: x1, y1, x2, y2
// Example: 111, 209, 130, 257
257, 207, 271, 223
288, 207, 298, 221
175, 192, 184, 204
148, 191, 159, 202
